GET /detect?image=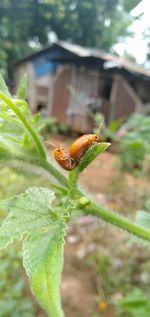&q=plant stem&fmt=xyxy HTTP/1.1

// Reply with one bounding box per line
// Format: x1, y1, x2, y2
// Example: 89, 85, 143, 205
1, 89, 150, 242
42, 160, 70, 189
0, 91, 46, 160
86, 203, 150, 241
40, 161, 150, 242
